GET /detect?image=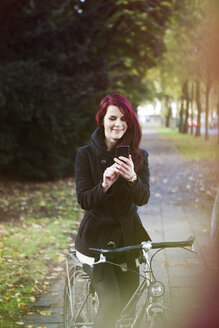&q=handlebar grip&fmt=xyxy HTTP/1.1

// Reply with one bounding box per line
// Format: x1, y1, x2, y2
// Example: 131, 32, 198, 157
151, 236, 195, 249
